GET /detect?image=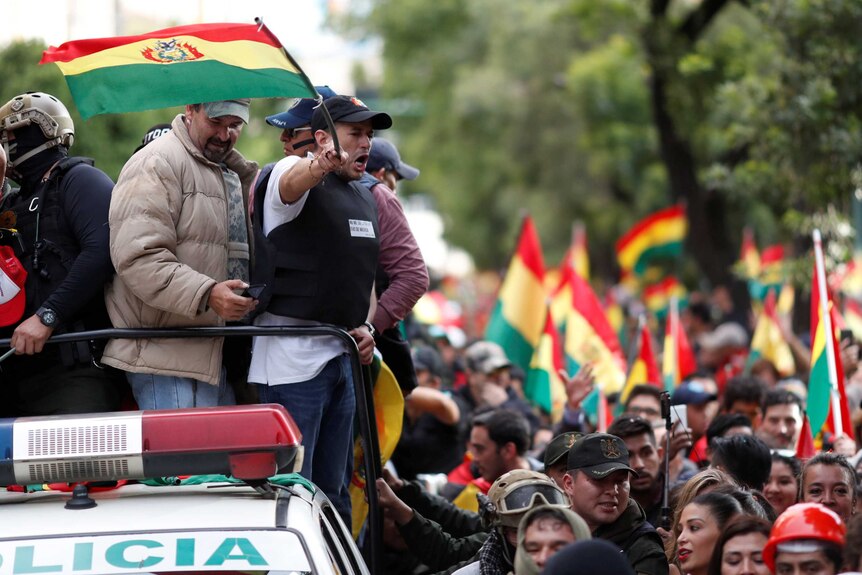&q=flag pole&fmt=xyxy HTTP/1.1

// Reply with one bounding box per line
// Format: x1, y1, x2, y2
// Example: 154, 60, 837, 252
813, 229, 843, 436
255, 17, 340, 154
